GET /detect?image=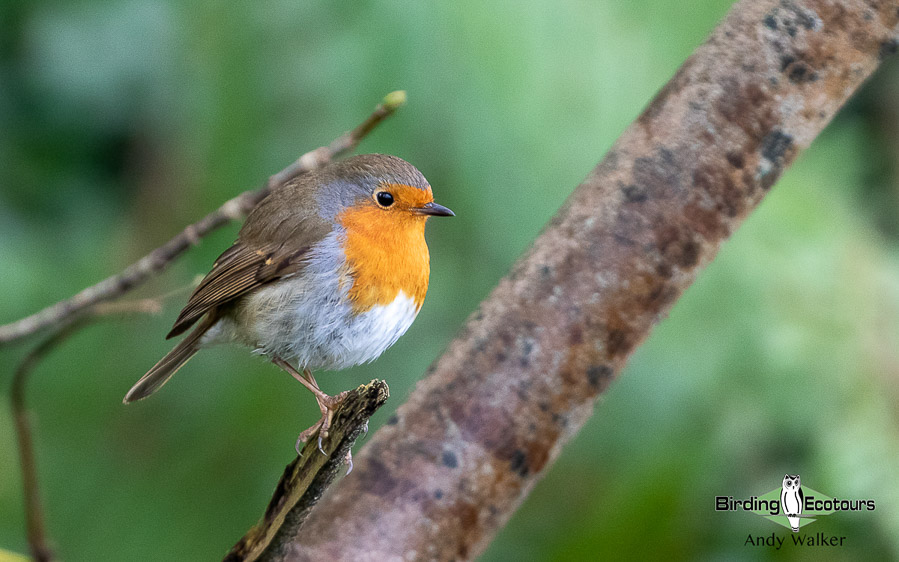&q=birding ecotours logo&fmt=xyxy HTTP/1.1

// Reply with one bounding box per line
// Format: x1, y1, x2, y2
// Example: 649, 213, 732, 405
780, 474, 803, 532
715, 474, 875, 543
